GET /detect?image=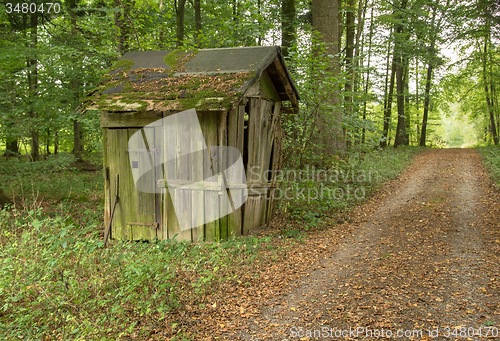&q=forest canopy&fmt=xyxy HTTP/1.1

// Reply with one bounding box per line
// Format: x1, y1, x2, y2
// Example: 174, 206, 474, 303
0, 0, 498, 164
